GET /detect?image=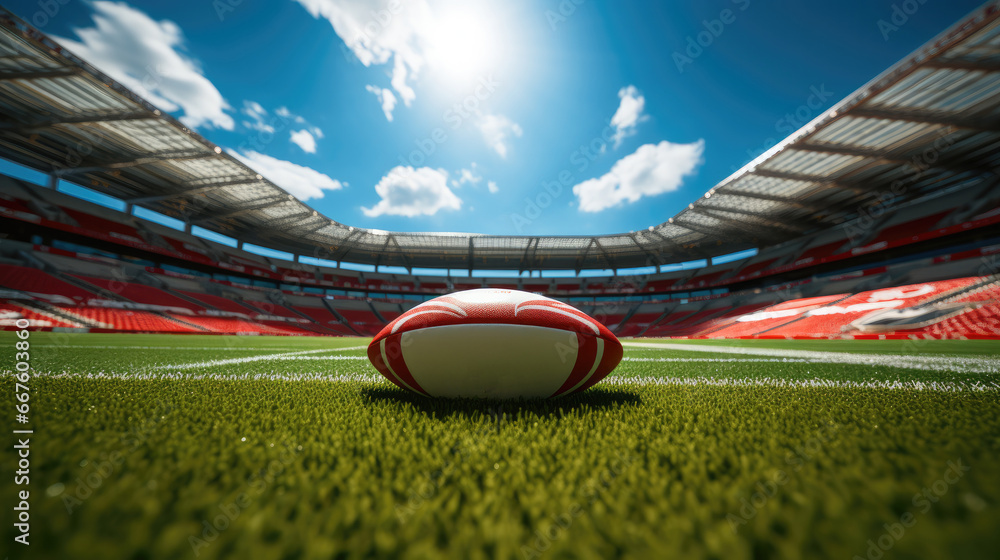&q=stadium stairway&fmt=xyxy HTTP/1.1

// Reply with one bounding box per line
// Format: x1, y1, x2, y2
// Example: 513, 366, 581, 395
647, 306, 696, 331
154, 313, 214, 333
636, 308, 677, 337
367, 301, 387, 324
279, 299, 347, 335
612, 305, 641, 336
55, 272, 123, 303
321, 299, 362, 336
